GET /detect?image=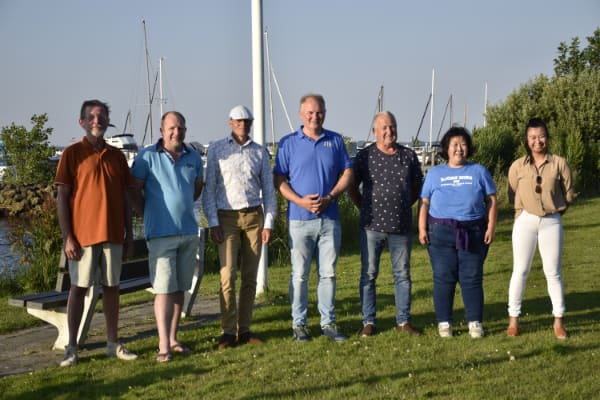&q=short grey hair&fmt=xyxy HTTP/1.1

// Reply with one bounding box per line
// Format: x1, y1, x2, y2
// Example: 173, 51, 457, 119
372, 111, 397, 129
